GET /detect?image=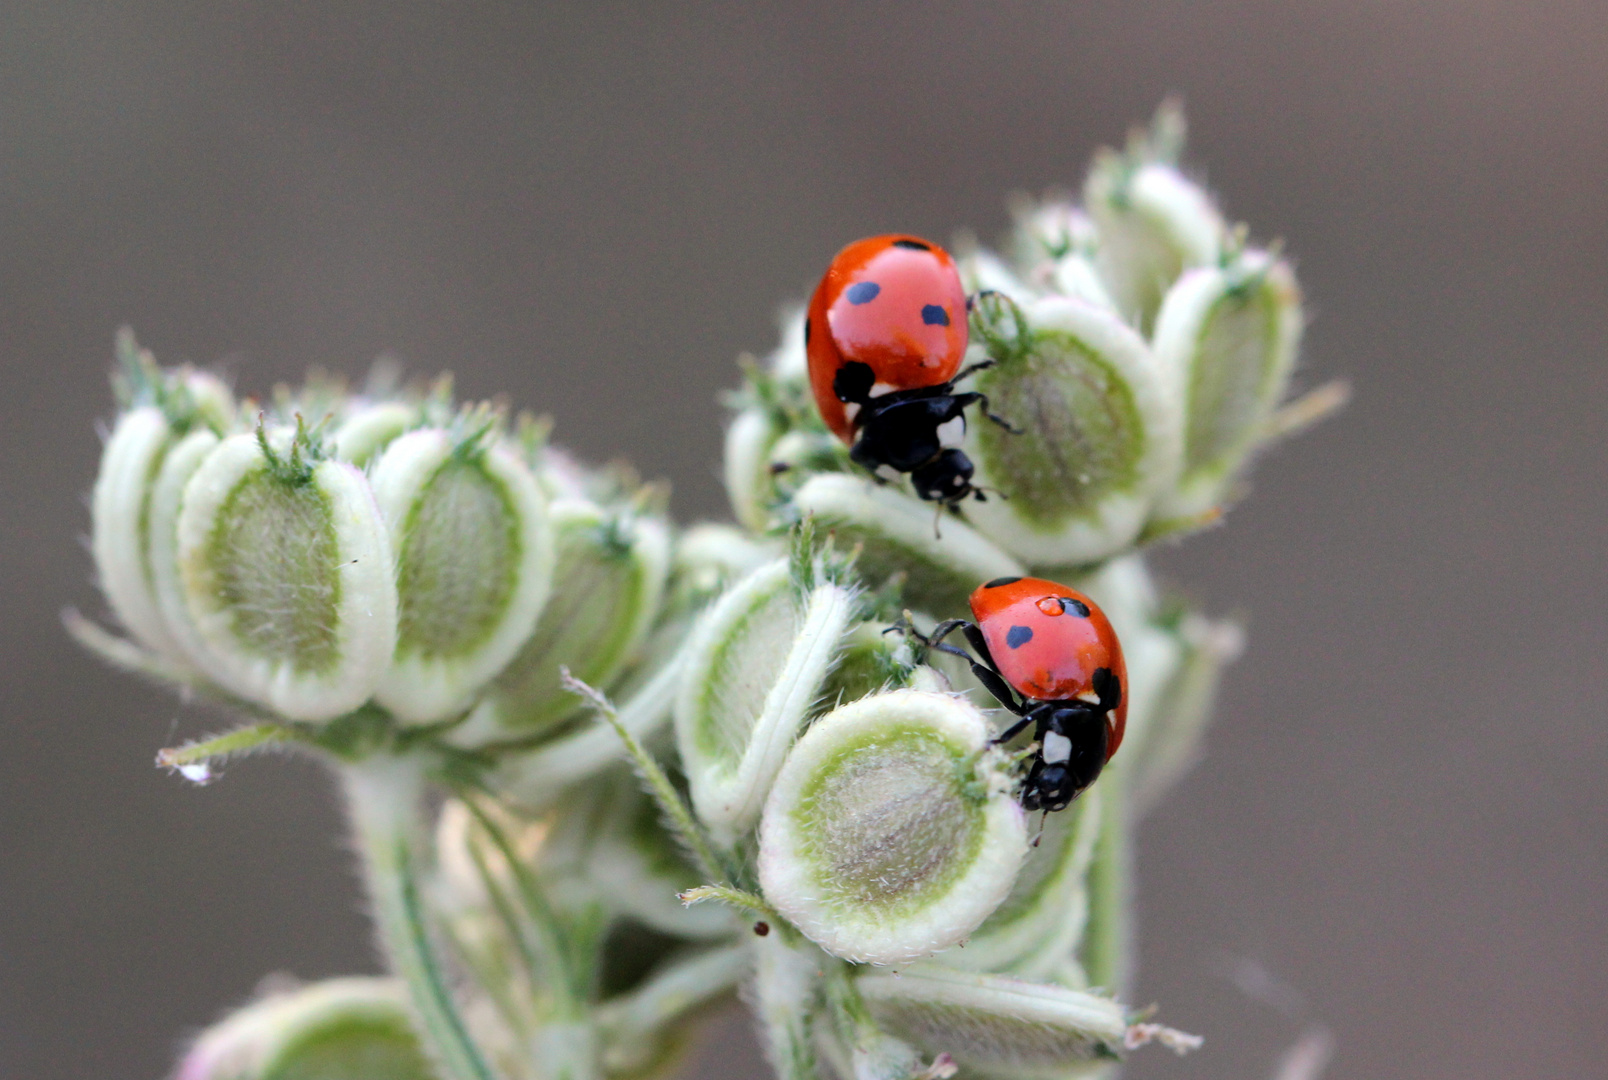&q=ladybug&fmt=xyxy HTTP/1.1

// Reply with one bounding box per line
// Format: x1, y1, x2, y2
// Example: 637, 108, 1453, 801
805, 235, 1014, 505
909, 576, 1126, 812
